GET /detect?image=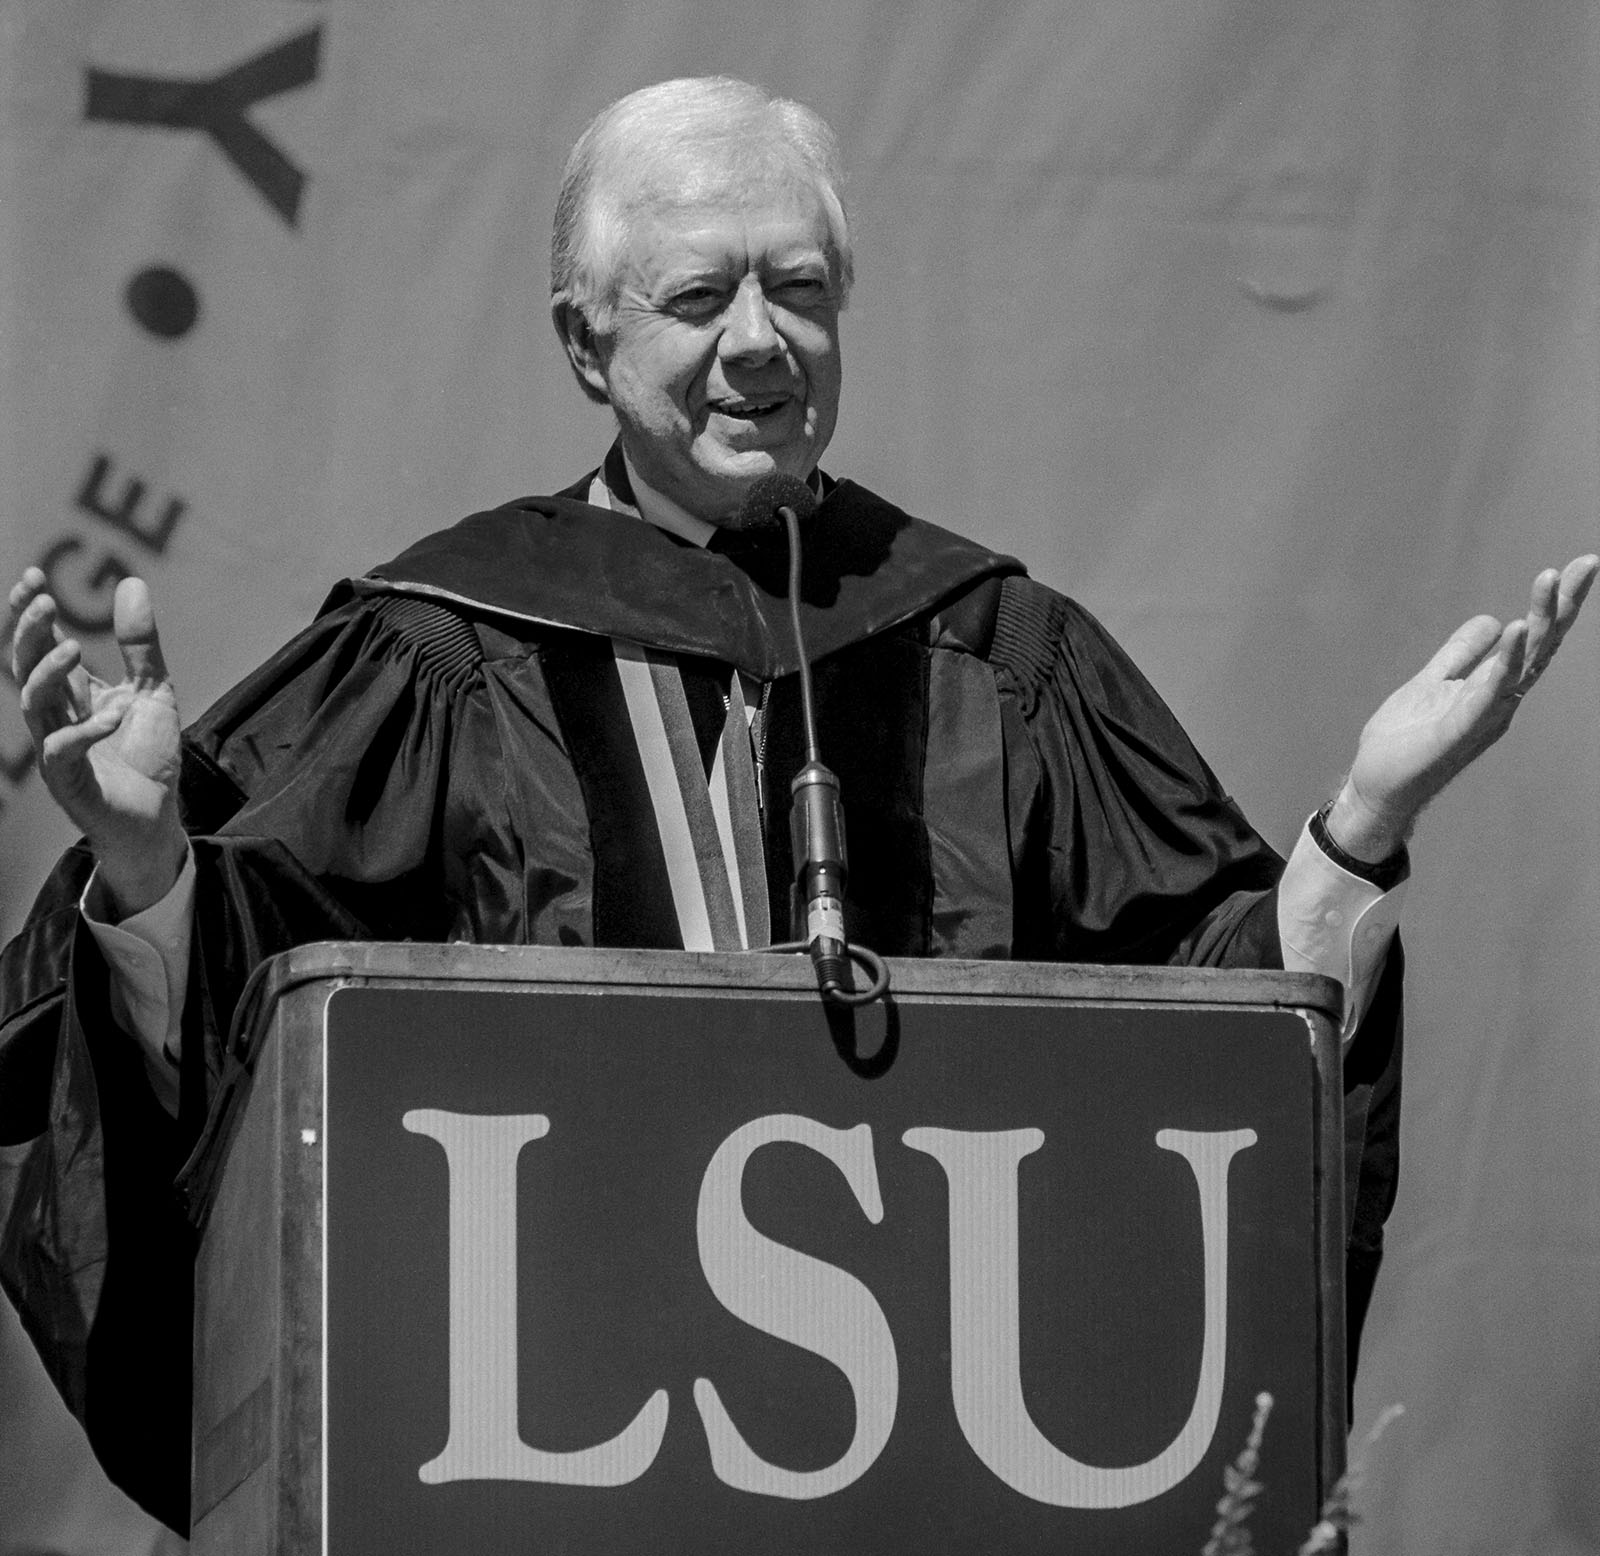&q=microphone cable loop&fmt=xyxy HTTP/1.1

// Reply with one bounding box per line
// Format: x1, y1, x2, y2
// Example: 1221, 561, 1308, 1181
765, 940, 891, 1006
